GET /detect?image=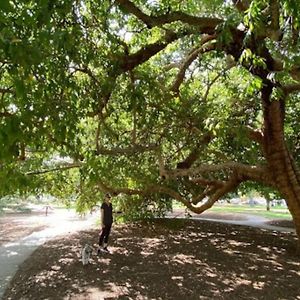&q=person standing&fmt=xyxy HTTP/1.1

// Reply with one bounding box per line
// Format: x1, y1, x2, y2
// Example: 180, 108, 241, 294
98, 193, 113, 254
